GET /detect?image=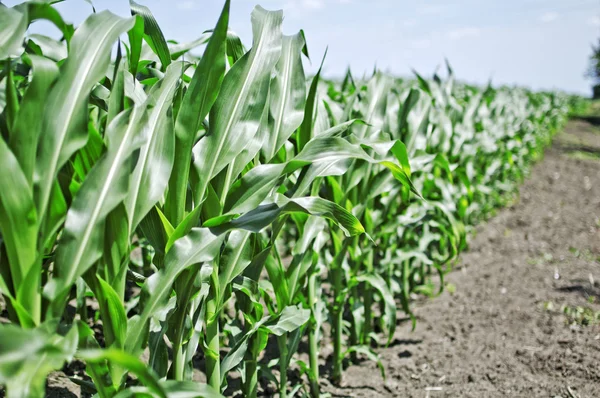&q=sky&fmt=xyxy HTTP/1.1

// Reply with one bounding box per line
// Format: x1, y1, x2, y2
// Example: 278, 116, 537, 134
4, 0, 600, 95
